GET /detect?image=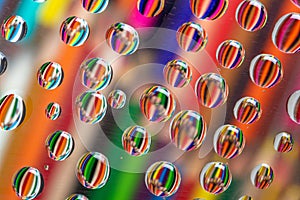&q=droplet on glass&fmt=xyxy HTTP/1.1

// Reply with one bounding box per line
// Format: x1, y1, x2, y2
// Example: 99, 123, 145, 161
0, 51, 8, 76
107, 89, 126, 109
287, 90, 300, 124
1, 15, 27, 42
37, 61, 64, 90
273, 132, 294, 153
250, 163, 274, 189
233, 97, 262, 124
66, 194, 89, 200
81, 0, 109, 14
190, 0, 228, 20
45, 102, 61, 120
137, 0, 165, 17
